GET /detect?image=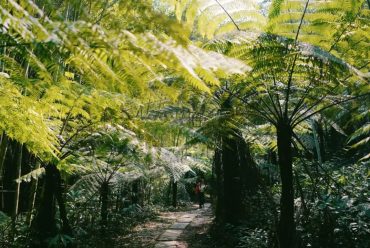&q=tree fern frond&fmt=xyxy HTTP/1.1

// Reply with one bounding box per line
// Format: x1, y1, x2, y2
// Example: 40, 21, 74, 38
155, 0, 266, 39
15, 166, 45, 183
